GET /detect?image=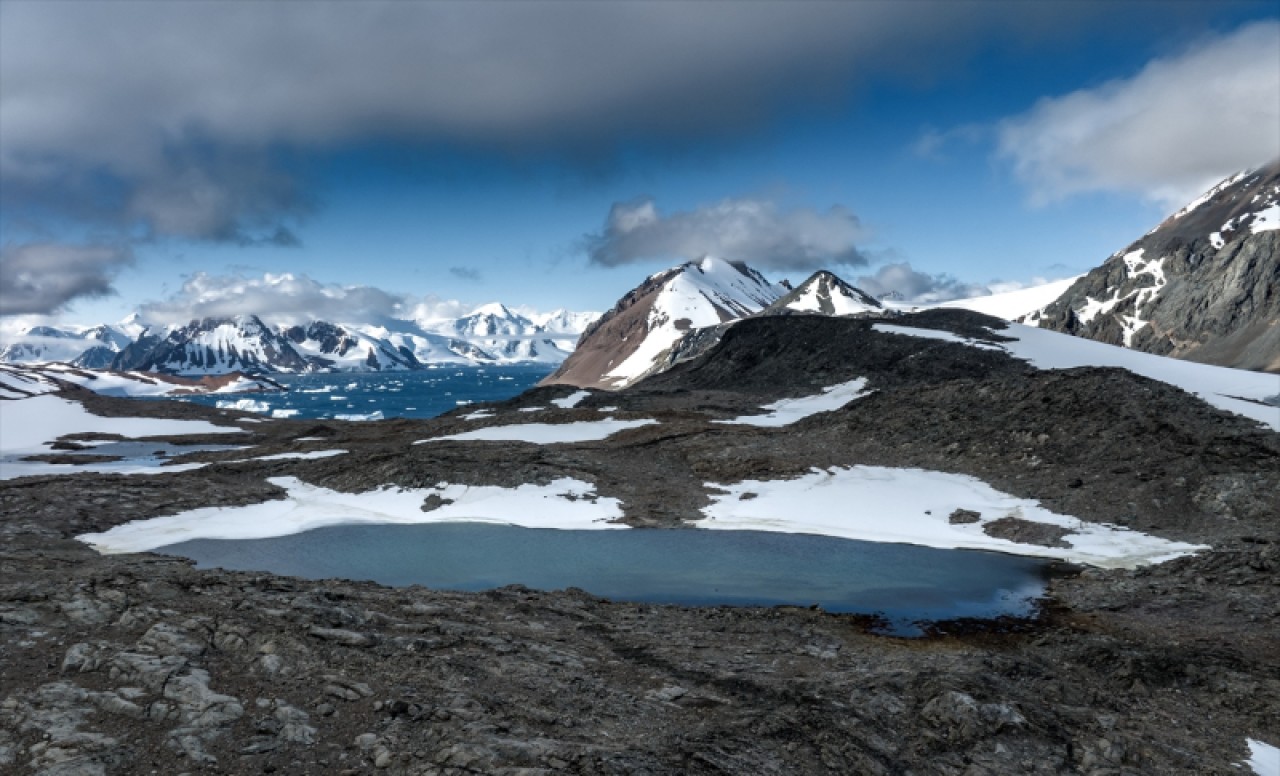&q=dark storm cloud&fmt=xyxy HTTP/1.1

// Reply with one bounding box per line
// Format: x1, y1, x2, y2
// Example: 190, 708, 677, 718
0, 1, 1112, 245
585, 198, 869, 271
0, 243, 134, 315
855, 262, 988, 303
